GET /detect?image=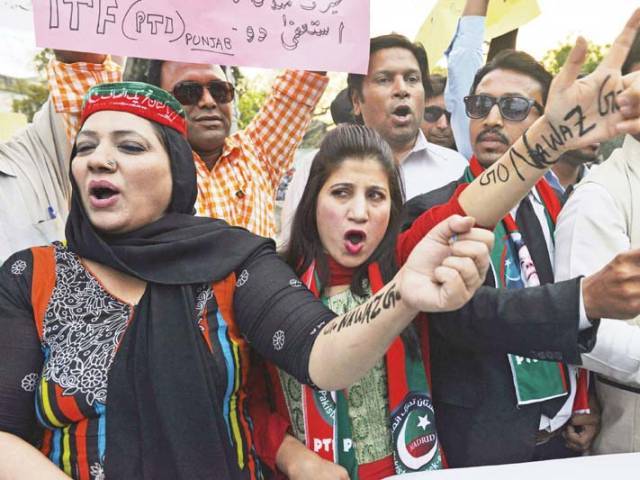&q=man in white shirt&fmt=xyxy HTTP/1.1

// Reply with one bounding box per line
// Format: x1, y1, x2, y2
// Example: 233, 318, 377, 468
348, 34, 467, 200
555, 134, 640, 455
278, 34, 467, 249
